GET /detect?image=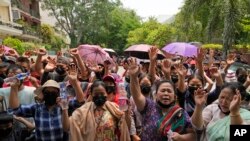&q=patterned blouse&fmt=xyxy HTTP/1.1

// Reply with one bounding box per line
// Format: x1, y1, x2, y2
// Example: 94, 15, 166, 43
140, 98, 192, 141
94, 107, 118, 141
